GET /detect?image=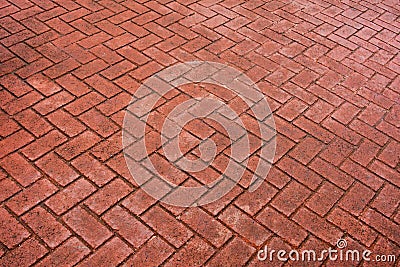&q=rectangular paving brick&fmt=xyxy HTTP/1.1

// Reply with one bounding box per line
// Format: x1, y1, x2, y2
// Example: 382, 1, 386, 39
319, 137, 356, 166
234, 182, 277, 215
123, 236, 174, 267
33, 90, 74, 115
294, 116, 334, 143
371, 183, 400, 217
106, 153, 147, 186
22, 206, 70, 248
35, 152, 79, 186
0, 73, 33, 97
79, 108, 119, 138
45, 178, 96, 215
181, 208, 232, 248
350, 119, 389, 146
0, 153, 41, 187
0, 130, 34, 158
271, 180, 311, 216
56, 74, 90, 97
16, 58, 53, 78
101, 60, 136, 80
359, 102, 386, 126
0, 238, 47, 267
6, 179, 57, 215
293, 207, 343, 245
277, 157, 322, 190
78, 32, 112, 49
92, 136, 122, 162
0, 207, 30, 248
370, 160, 400, 187
73, 59, 108, 79
142, 205, 193, 248
66, 42, 97, 63
56, 131, 101, 160
205, 238, 255, 267
306, 181, 343, 216
307, 84, 344, 106
85, 74, 122, 98
21, 129, 67, 160
316, 70, 343, 90
219, 205, 271, 246
0, 111, 20, 138
274, 117, 306, 142
289, 136, 324, 164
43, 57, 80, 79
340, 159, 384, 190
103, 206, 153, 248
350, 139, 380, 166
263, 166, 290, 190
0, 58, 25, 78
0, 178, 20, 202
378, 140, 400, 168
282, 82, 318, 105
83, 10, 113, 24
257, 207, 308, 247
63, 206, 112, 248
97, 92, 131, 116
309, 157, 354, 190
72, 153, 116, 186
26, 30, 60, 48
164, 236, 214, 267
327, 208, 377, 247
377, 120, 400, 143
77, 237, 132, 267
85, 178, 131, 214
338, 181, 375, 216
64, 92, 105, 116
46, 109, 86, 137
121, 189, 157, 215
26, 73, 61, 96
117, 46, 150, 65
291, 69, 319, 88
304, 100, 334, 123
361, 208, 400, 245
35, 237, 90, 267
